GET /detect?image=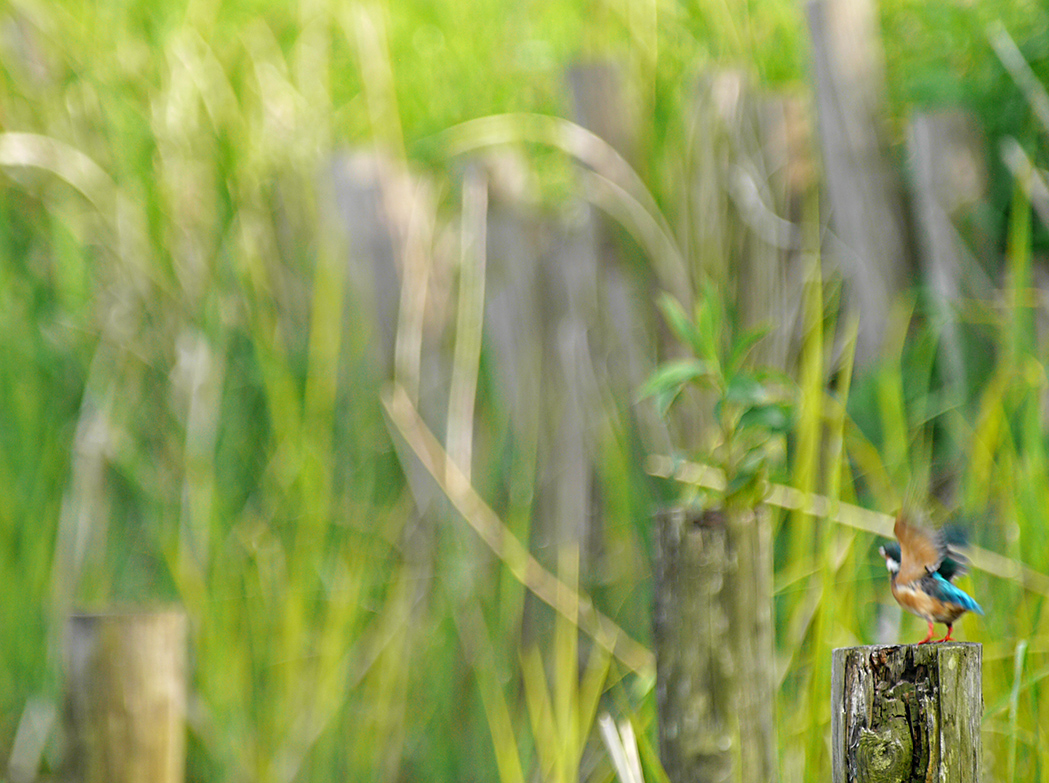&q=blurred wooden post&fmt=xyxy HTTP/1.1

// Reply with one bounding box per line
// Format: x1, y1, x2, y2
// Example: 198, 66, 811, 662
654, 507, 734, 783
65, 610, 187, 783
807, 0, 912, 363
907, 110, 989, 396
831, 643, 981, 783
725, 504, 777, 783
654, 500, 777, 783
566, 61, 635, 165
